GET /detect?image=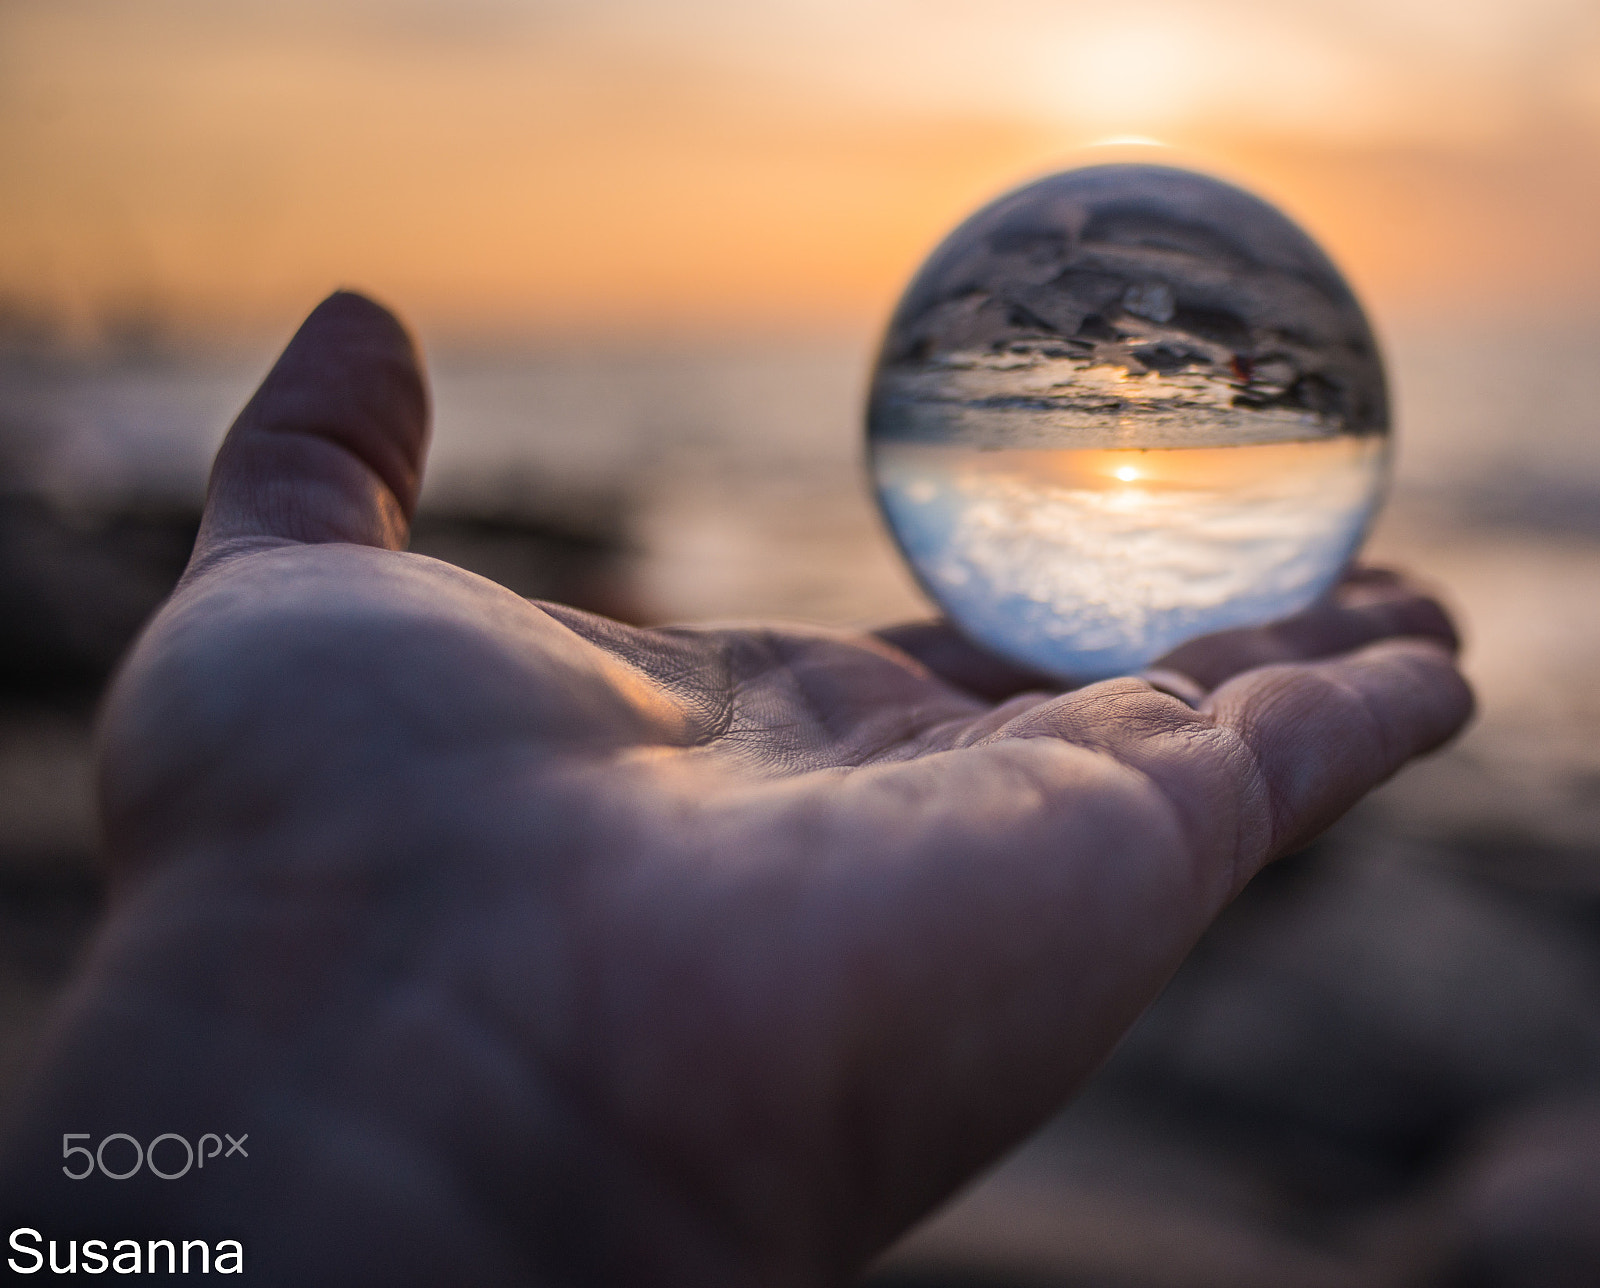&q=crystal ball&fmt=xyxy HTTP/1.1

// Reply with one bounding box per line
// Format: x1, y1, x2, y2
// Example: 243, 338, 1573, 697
868, 163, 1390, 683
